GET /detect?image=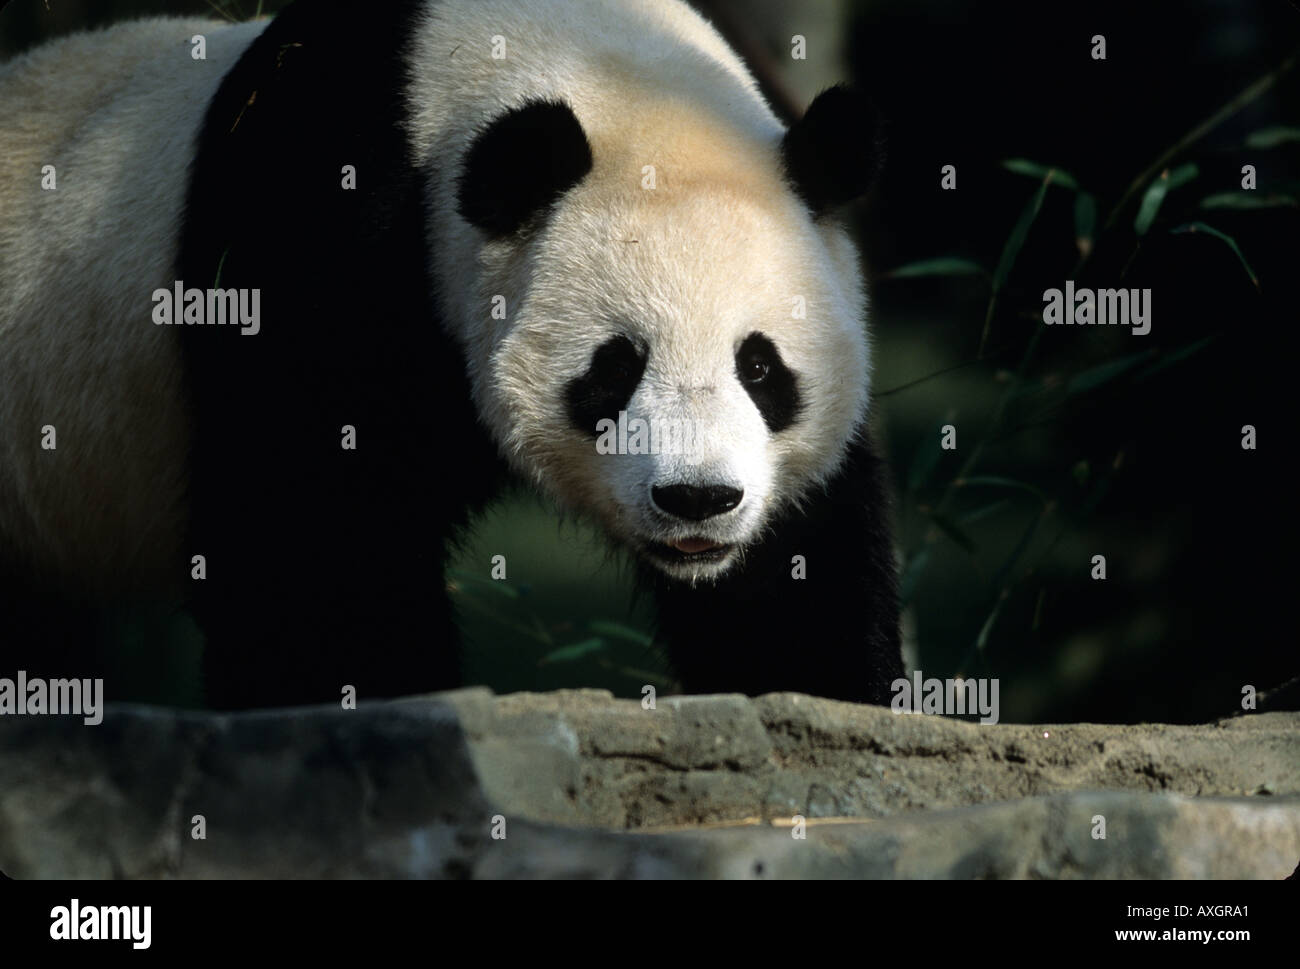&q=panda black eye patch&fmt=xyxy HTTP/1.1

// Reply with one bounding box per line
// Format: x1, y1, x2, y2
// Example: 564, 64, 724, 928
565, 334, 648, 437
736, 332, 801, 432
